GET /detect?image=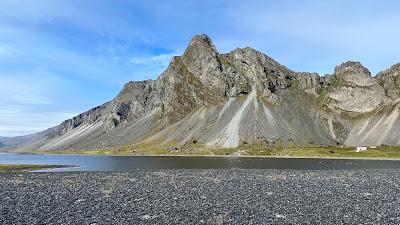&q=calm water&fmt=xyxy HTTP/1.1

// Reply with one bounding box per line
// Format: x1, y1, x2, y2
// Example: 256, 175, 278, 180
0, 153, 400, 172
